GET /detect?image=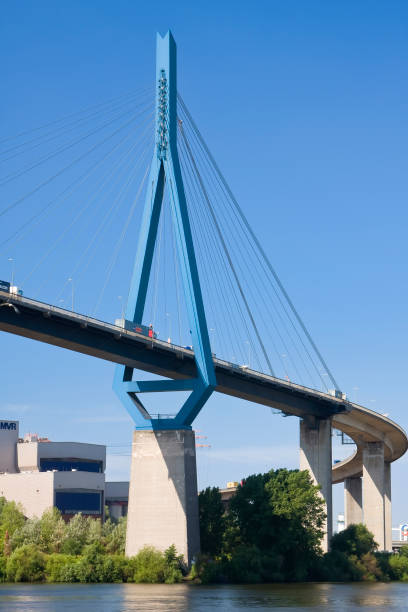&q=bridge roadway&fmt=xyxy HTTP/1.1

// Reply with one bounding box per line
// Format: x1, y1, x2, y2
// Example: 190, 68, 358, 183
0, 291, 407, 500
